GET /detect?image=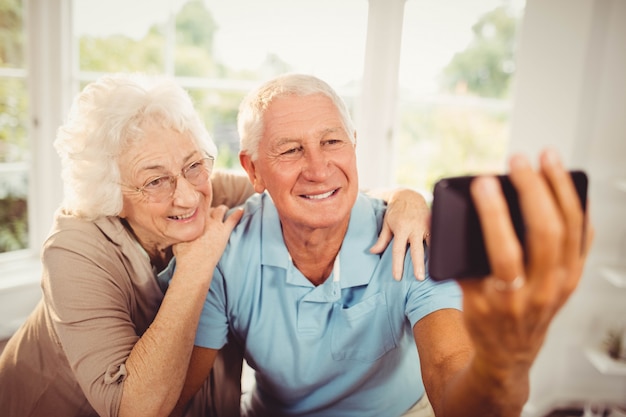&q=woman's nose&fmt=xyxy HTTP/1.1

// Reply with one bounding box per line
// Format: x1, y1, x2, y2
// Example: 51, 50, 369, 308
171, 175, 201, 204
